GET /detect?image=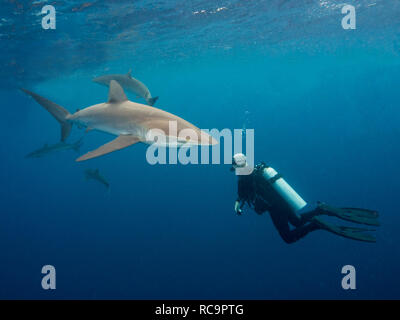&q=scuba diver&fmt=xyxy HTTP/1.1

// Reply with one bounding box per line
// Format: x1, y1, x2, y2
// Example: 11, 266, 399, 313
231, 153, 380, 244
